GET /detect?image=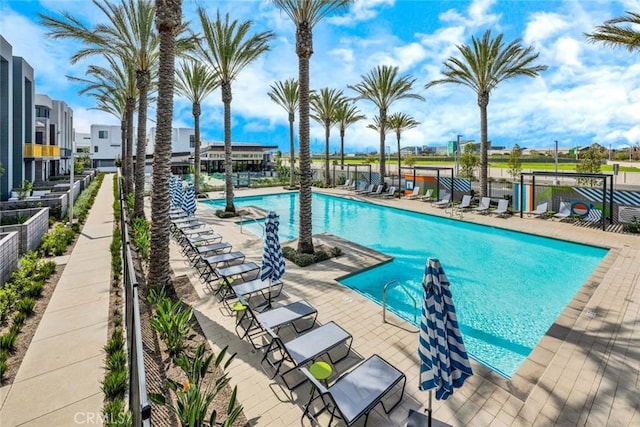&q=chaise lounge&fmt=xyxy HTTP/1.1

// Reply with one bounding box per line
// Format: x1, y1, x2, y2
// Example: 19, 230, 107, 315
300, 354, 406, 427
